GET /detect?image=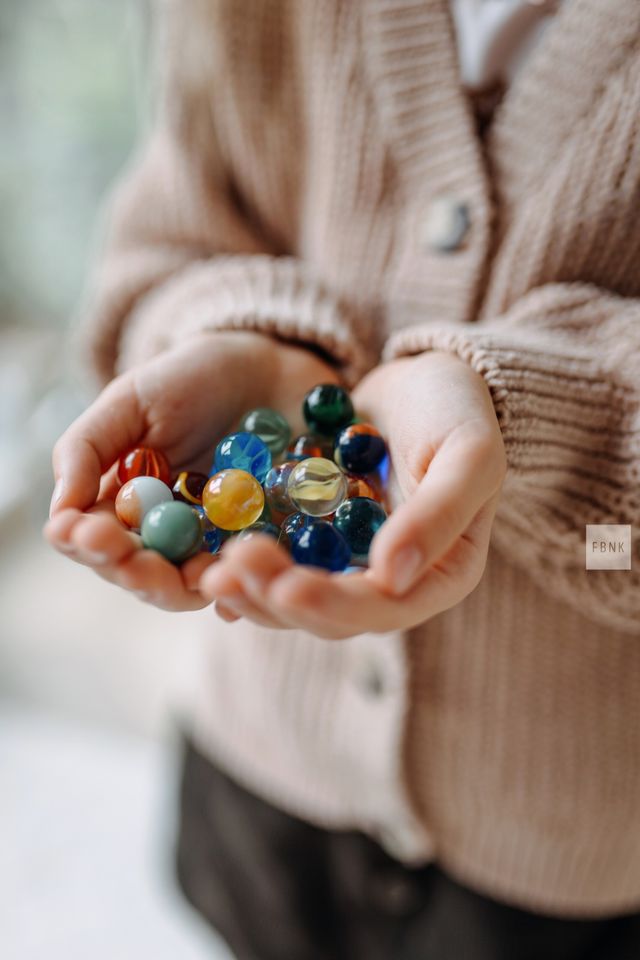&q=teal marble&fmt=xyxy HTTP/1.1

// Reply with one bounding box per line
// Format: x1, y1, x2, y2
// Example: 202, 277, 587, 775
333, 497, 387, 560
141, 501, 203, 563
239, 407, 291, 456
